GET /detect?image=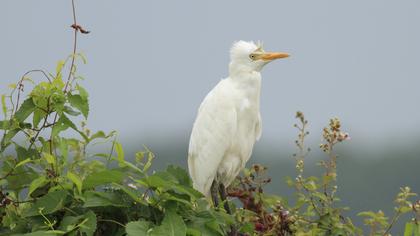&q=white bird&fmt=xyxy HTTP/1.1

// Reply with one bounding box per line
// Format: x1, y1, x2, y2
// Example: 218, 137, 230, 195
188, 41, 289, 209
